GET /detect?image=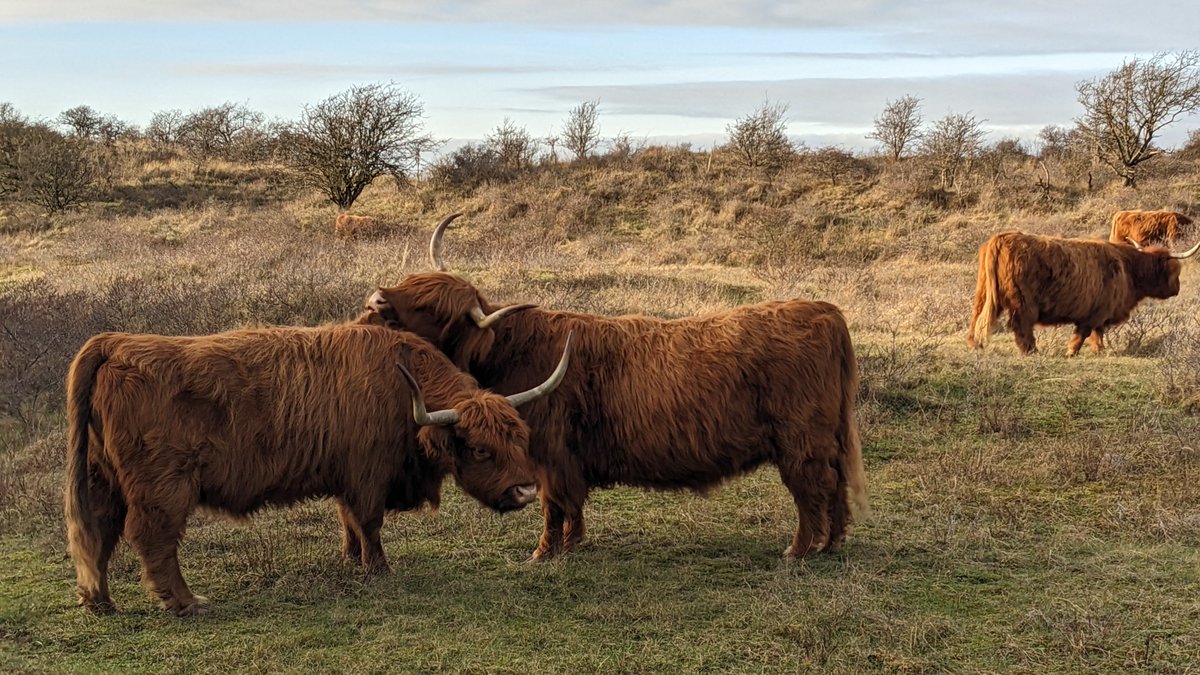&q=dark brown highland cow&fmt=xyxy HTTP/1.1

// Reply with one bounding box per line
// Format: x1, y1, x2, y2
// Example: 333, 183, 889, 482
65, 319, 570, 616
366, 214, 868, 563
967, 231, 1200, 355
1109, 209, 1194, 248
